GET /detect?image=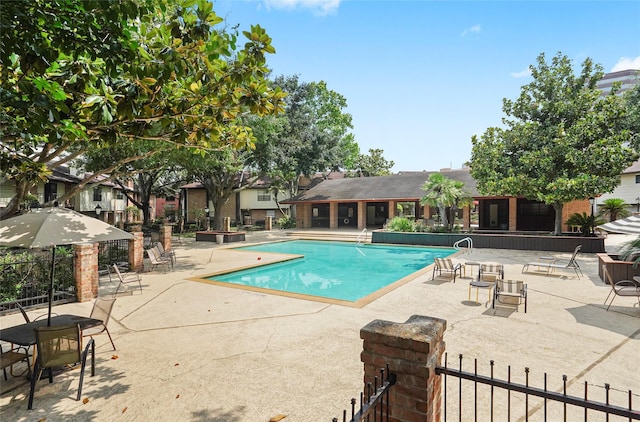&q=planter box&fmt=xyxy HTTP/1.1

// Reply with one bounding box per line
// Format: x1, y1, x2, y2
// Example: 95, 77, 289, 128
372, 231, 605, 253
597, 253, 640, 284
195, 231, 246, 243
